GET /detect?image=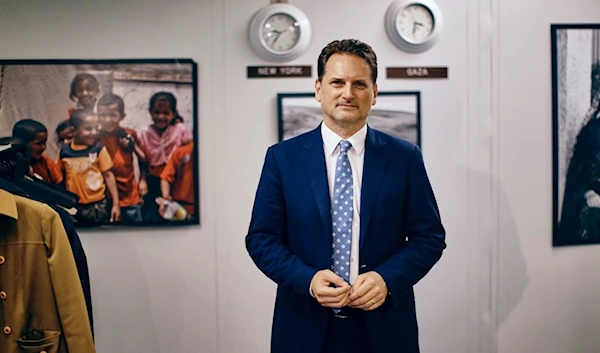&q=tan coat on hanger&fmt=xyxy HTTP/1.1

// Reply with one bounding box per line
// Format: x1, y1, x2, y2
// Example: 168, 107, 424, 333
0, 189, 95, 353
